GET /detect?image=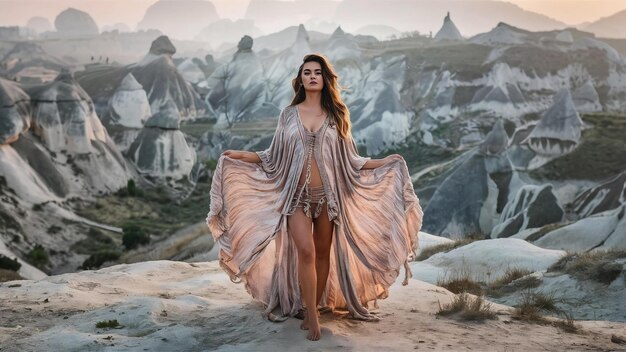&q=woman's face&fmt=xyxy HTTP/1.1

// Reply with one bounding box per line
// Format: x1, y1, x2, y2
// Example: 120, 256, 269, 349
301, 61, 324, 92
